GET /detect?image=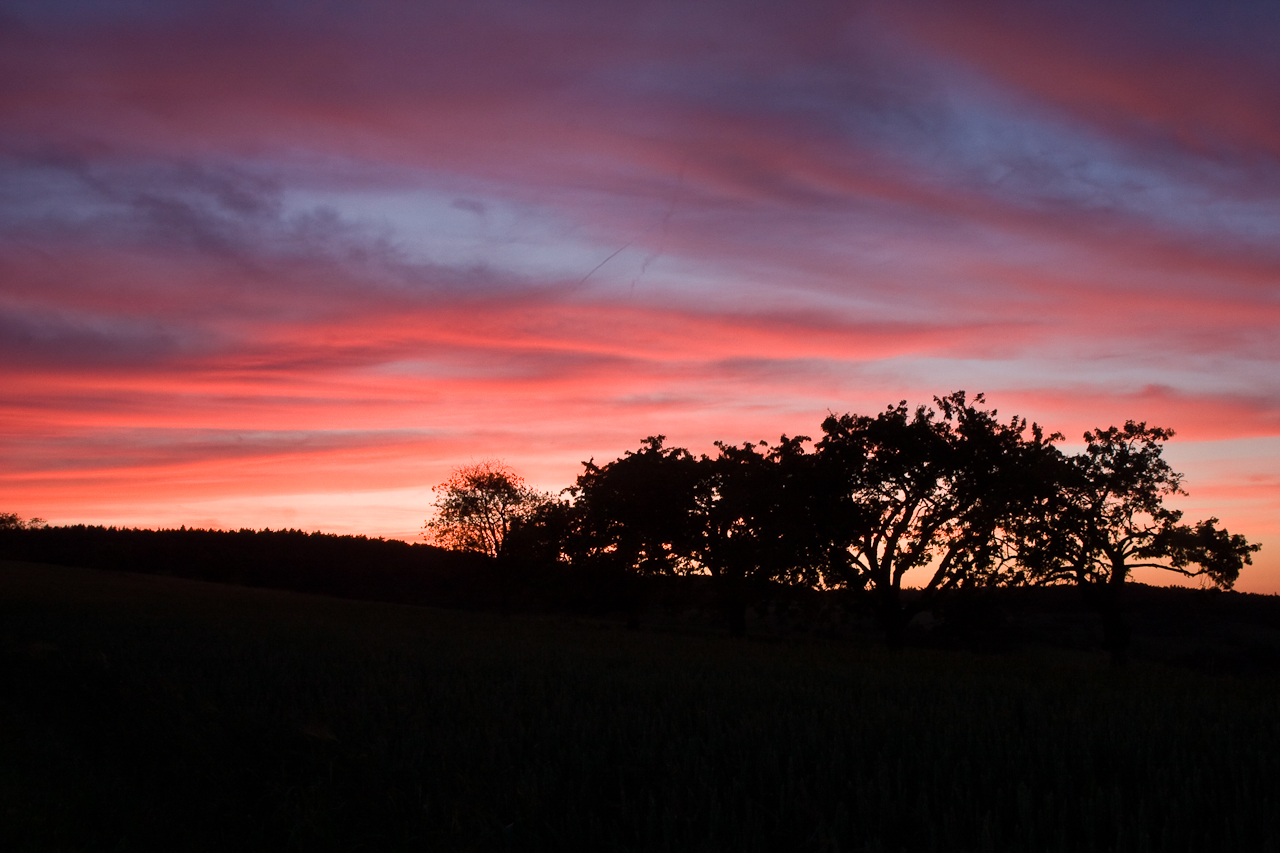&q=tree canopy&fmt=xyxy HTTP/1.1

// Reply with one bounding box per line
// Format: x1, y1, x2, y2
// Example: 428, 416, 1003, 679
814, 391, 1064, 644
423, 395, 1260, 650
423, 461, 550, 558
1019, 422, 1260, 660
567, 436, 705, 577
